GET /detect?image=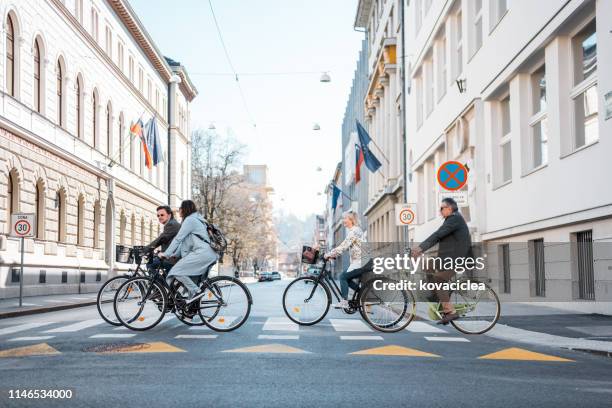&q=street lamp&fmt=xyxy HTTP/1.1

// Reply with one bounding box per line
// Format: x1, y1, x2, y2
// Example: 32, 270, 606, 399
319, 72, 331, 83
208, 123, 216, 130
312, 123, 321, 131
